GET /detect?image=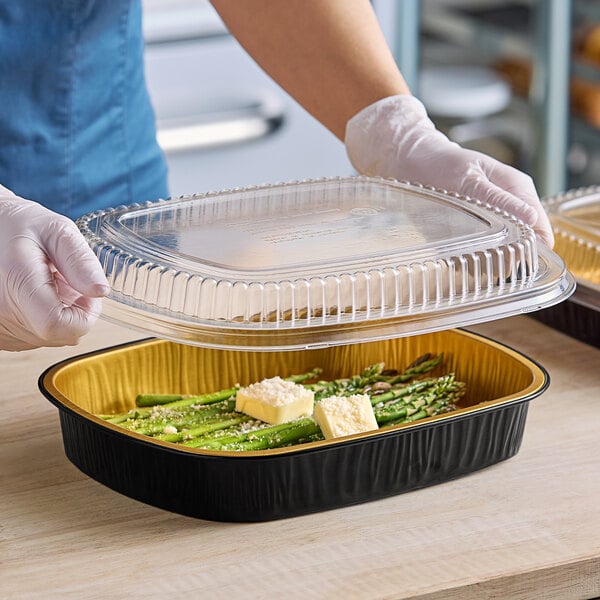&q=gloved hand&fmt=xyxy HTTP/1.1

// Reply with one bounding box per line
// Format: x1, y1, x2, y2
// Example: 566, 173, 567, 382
0, 188, 109, 351
345, 94, 554, 248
